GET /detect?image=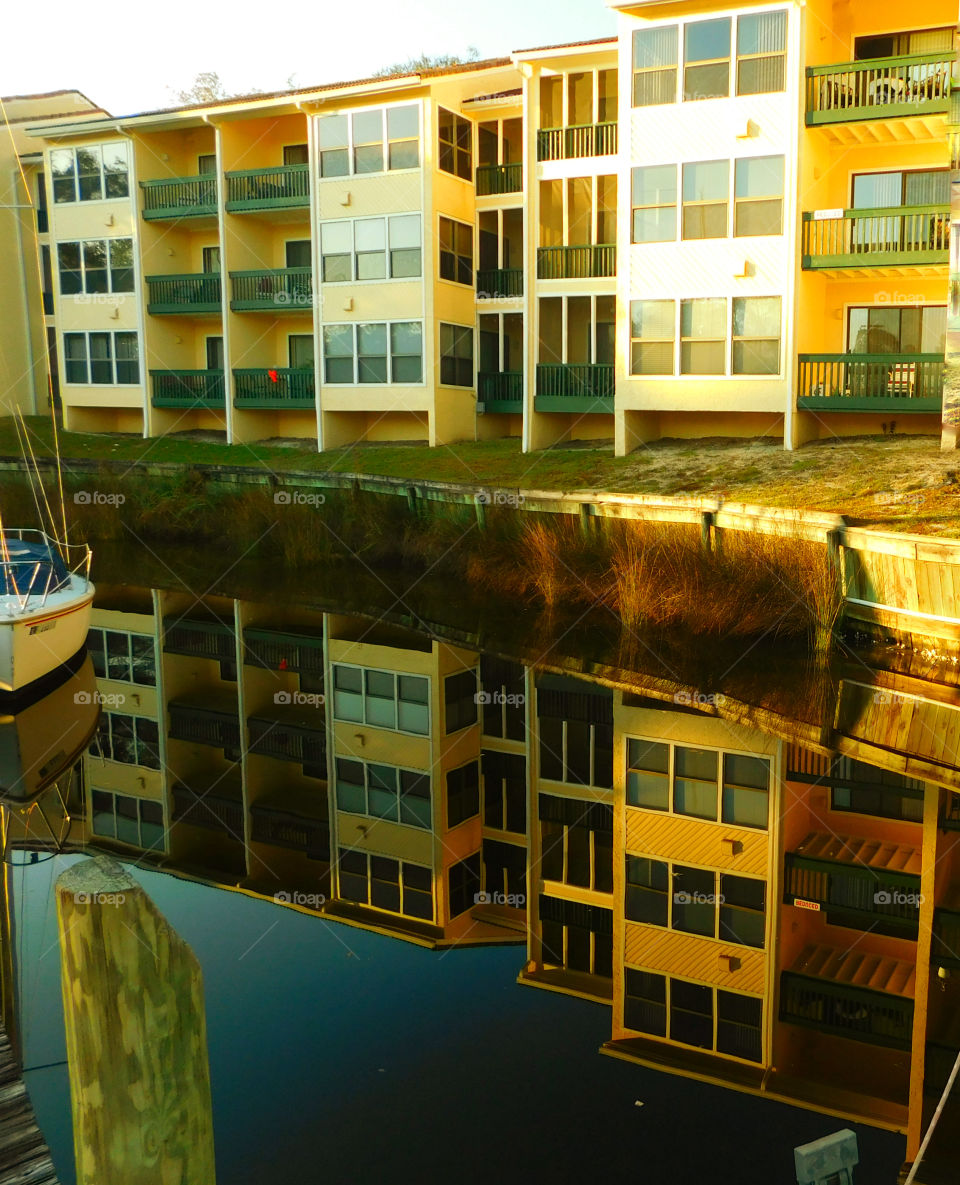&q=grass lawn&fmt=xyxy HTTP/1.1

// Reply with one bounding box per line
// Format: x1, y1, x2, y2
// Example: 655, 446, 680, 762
4, 418, 960, 536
